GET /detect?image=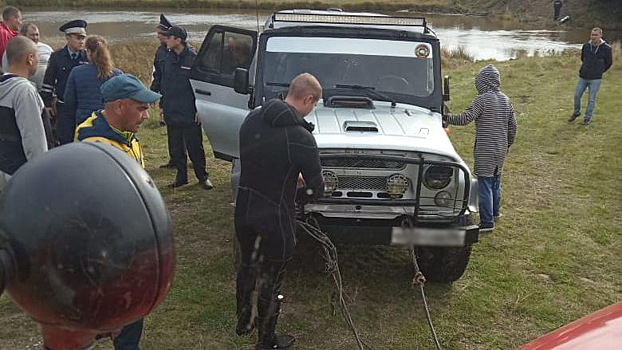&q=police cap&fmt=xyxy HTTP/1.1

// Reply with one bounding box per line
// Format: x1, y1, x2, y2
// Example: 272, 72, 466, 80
157, 13, 172, 31
162, 26, 187, 42
59, 19, 87, 35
